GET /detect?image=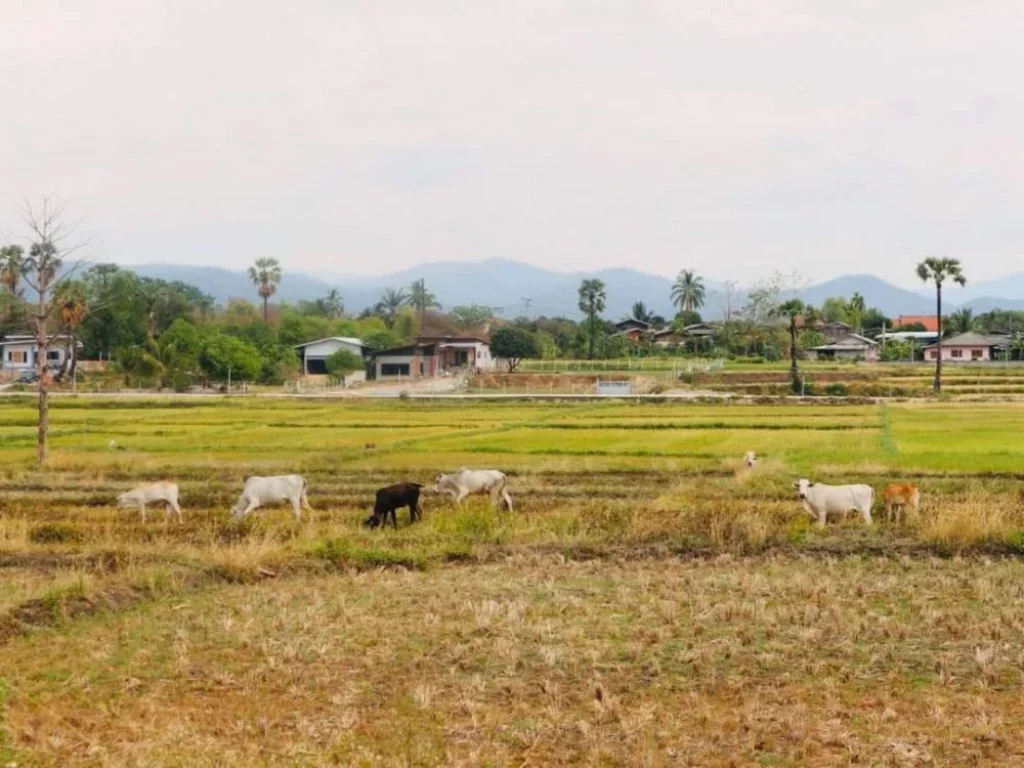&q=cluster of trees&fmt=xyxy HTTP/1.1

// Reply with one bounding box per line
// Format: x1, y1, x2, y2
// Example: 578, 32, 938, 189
0, 196, 999, 466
